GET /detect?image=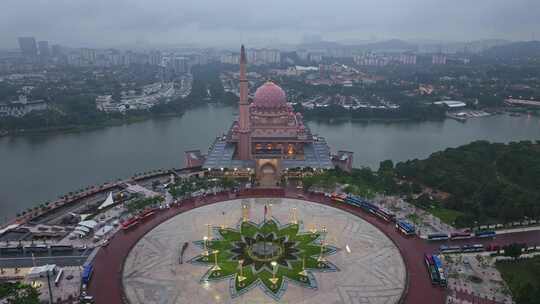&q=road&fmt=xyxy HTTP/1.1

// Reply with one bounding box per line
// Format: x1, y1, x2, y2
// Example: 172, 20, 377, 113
0, 254, 90, 268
